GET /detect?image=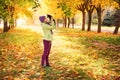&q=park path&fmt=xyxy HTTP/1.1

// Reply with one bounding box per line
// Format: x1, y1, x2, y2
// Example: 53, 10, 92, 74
17, 24, 120, 34
0, 23, 120, 34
